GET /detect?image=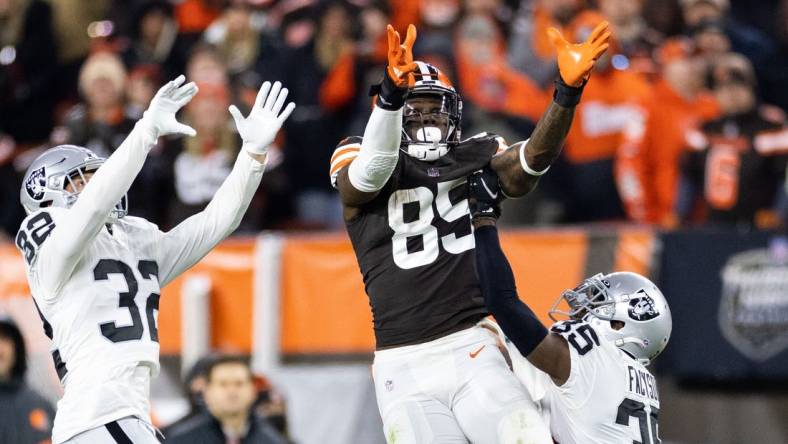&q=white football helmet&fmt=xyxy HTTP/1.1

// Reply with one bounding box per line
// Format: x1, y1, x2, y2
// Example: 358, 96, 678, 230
20, 145, 127, 222
401, 61, 462, 162
550, 272, 672, 365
